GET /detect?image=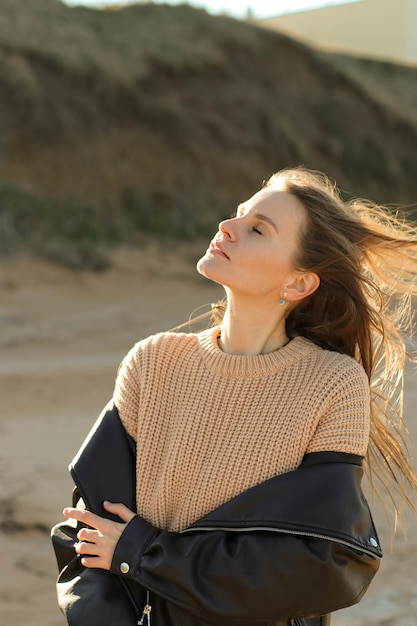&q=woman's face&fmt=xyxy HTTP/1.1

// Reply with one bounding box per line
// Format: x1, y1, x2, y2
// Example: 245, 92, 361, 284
197, 189, 306, 301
